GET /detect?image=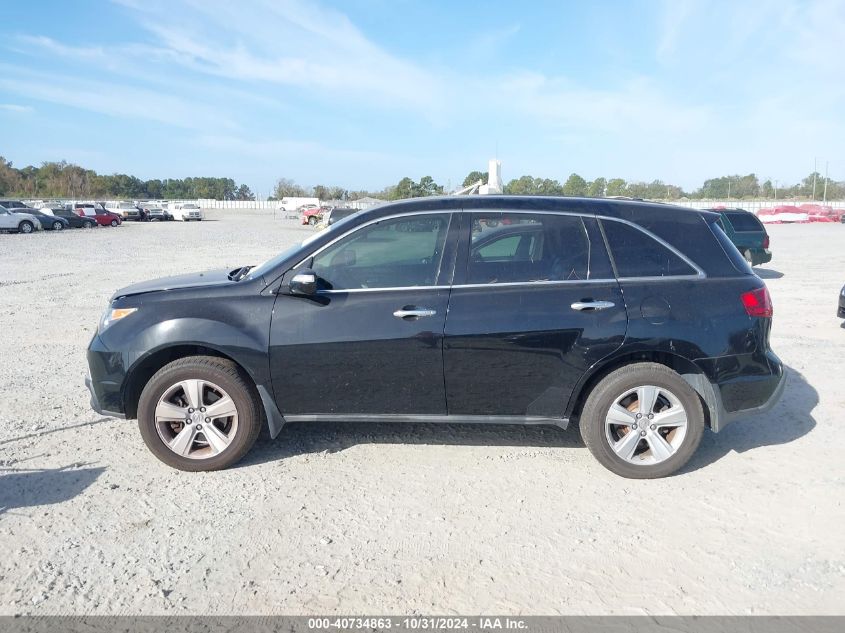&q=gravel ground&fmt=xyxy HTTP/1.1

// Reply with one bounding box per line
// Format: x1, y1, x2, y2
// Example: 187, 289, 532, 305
0, 214, 843, 615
